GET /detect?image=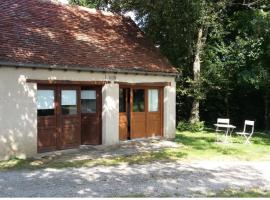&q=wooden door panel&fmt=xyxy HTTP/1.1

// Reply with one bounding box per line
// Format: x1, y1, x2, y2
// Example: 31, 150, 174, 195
37, 86, 57, 153
60, 116, 80, 148
119, 88, 129, 141
131, 112, 146, 139
60, 126, 79, 146
37, 127, 57, 152
62, 118, 80, 126
81, 115, 101, 145
38, 117, 56, 127
146, 88, 163, 137
59, 87, 81, 149
119, 113, 128, 141
130, 88, 147, 139
81, 87, 102, 145
147, 113, 162, 137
